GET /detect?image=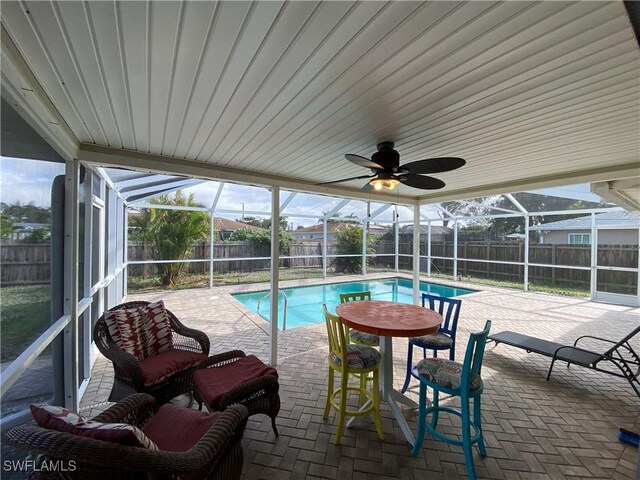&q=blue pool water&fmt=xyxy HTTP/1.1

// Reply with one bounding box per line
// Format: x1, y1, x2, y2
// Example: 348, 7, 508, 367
232, 277, 476, 330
